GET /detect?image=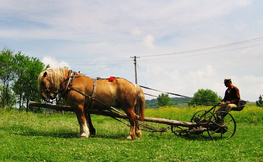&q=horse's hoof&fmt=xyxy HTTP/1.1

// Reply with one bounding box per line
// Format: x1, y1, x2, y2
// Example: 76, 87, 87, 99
136, 131, 142, 138
90, 129, 96, 135
126, 135, 134, 140
77, 133, 90, 138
